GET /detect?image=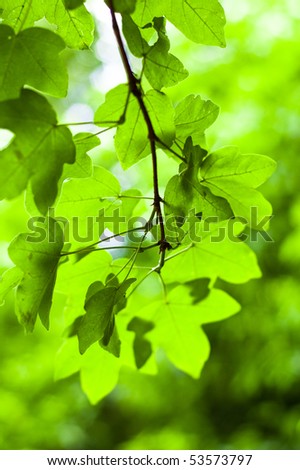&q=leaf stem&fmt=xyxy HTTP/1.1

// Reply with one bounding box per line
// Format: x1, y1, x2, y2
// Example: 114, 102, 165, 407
59, 120, 120, 127
60, 226, 146, 257
73, 126, 118, 142
118, 195, 154, 201
156, 136, 186, 162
